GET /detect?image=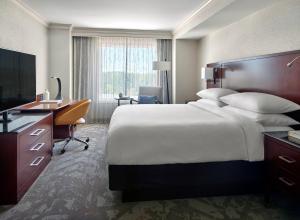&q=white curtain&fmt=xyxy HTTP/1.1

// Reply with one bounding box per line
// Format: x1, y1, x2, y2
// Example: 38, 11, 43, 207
73, 36, 158, 123
73, 37, 102, 123
127, 38, 158, 96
